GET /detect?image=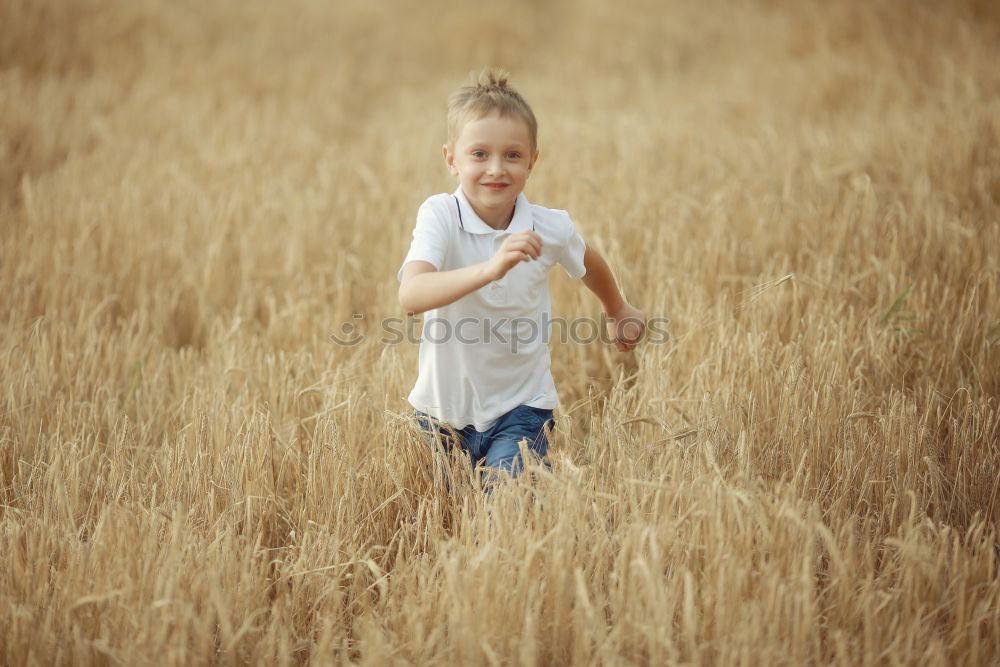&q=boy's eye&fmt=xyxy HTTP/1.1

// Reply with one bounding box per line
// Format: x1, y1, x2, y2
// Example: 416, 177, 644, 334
470, 150, 522, 159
